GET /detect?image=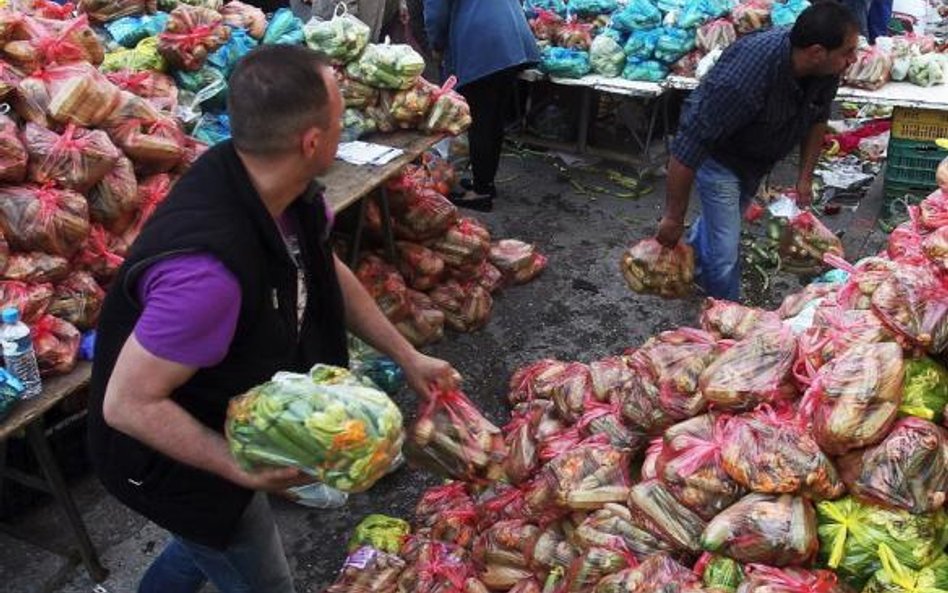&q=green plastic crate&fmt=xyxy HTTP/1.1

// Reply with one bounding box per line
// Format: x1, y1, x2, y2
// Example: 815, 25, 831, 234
885, 137, 948, 186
